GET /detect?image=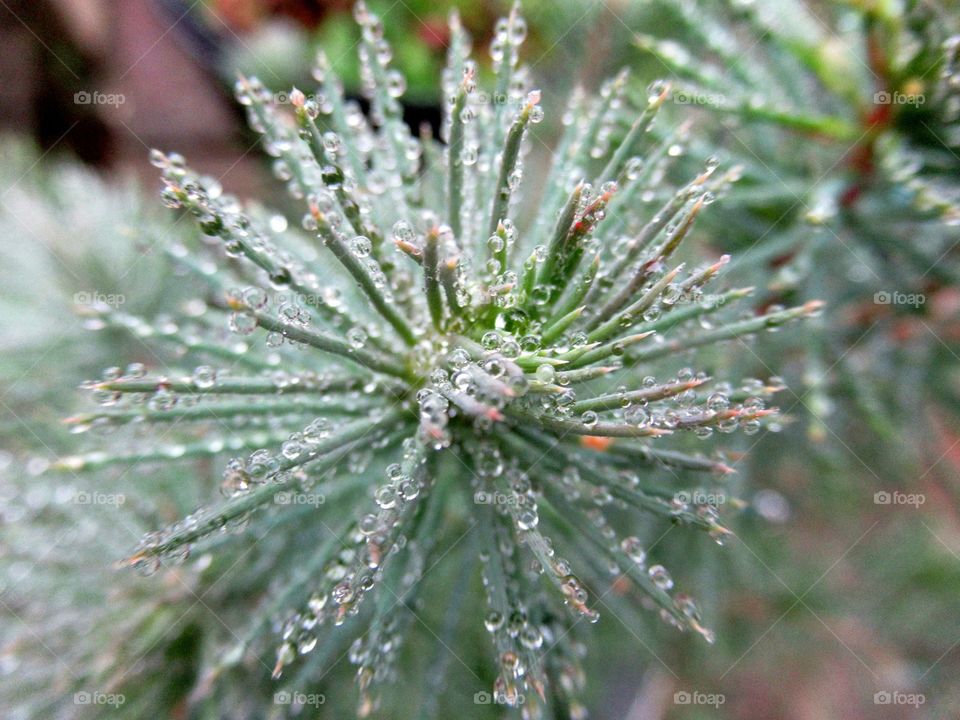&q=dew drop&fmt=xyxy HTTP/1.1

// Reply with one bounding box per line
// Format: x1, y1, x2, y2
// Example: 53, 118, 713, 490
620, 536, 646, 565
517, 507, 539, 530
192, 365, 217, 389
304, 417, 331, 443
648, 564, 673, 590
535, 364, 555, 383
229, 312, 258, 336
347, 327, 368, 349
485, 611, 505, 633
